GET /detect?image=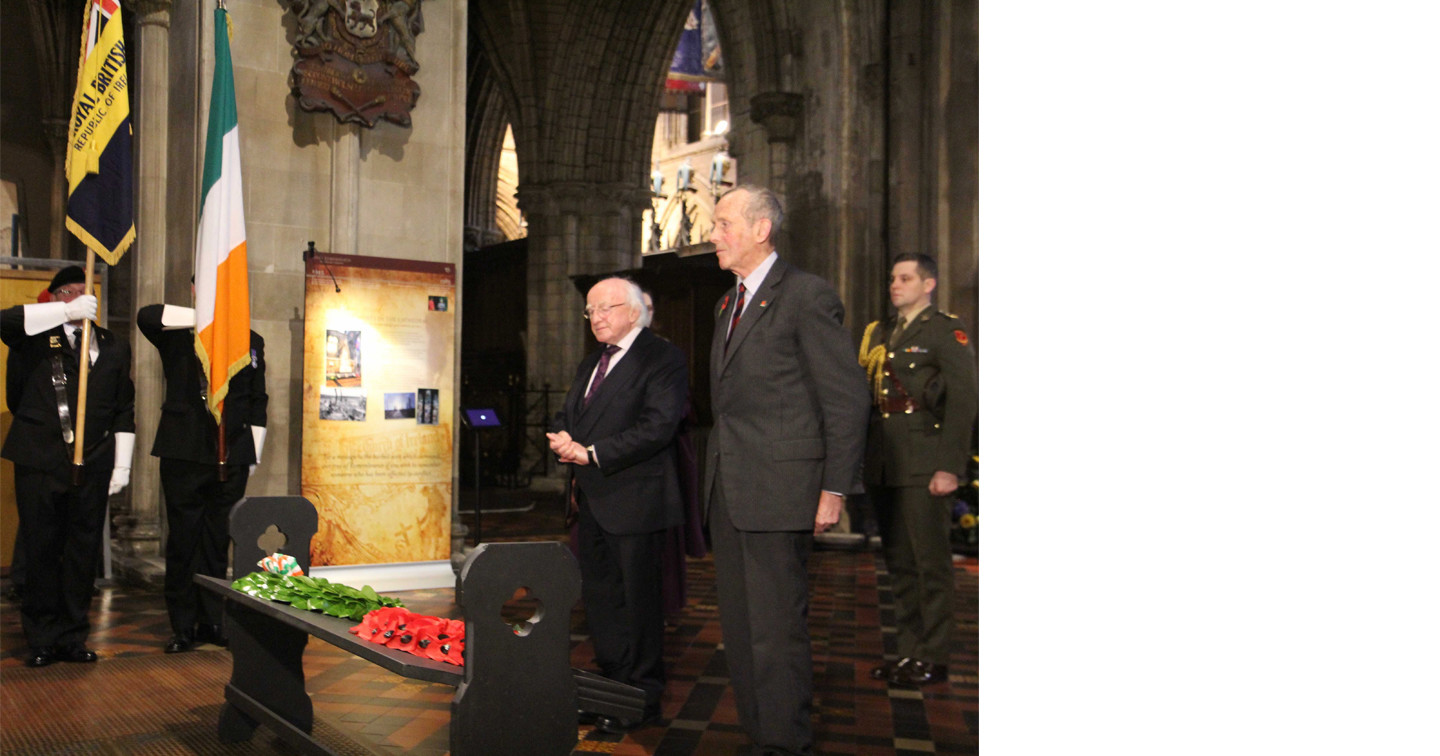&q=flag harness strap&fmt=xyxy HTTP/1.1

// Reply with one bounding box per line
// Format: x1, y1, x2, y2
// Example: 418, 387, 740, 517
50, 355, 77, 454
